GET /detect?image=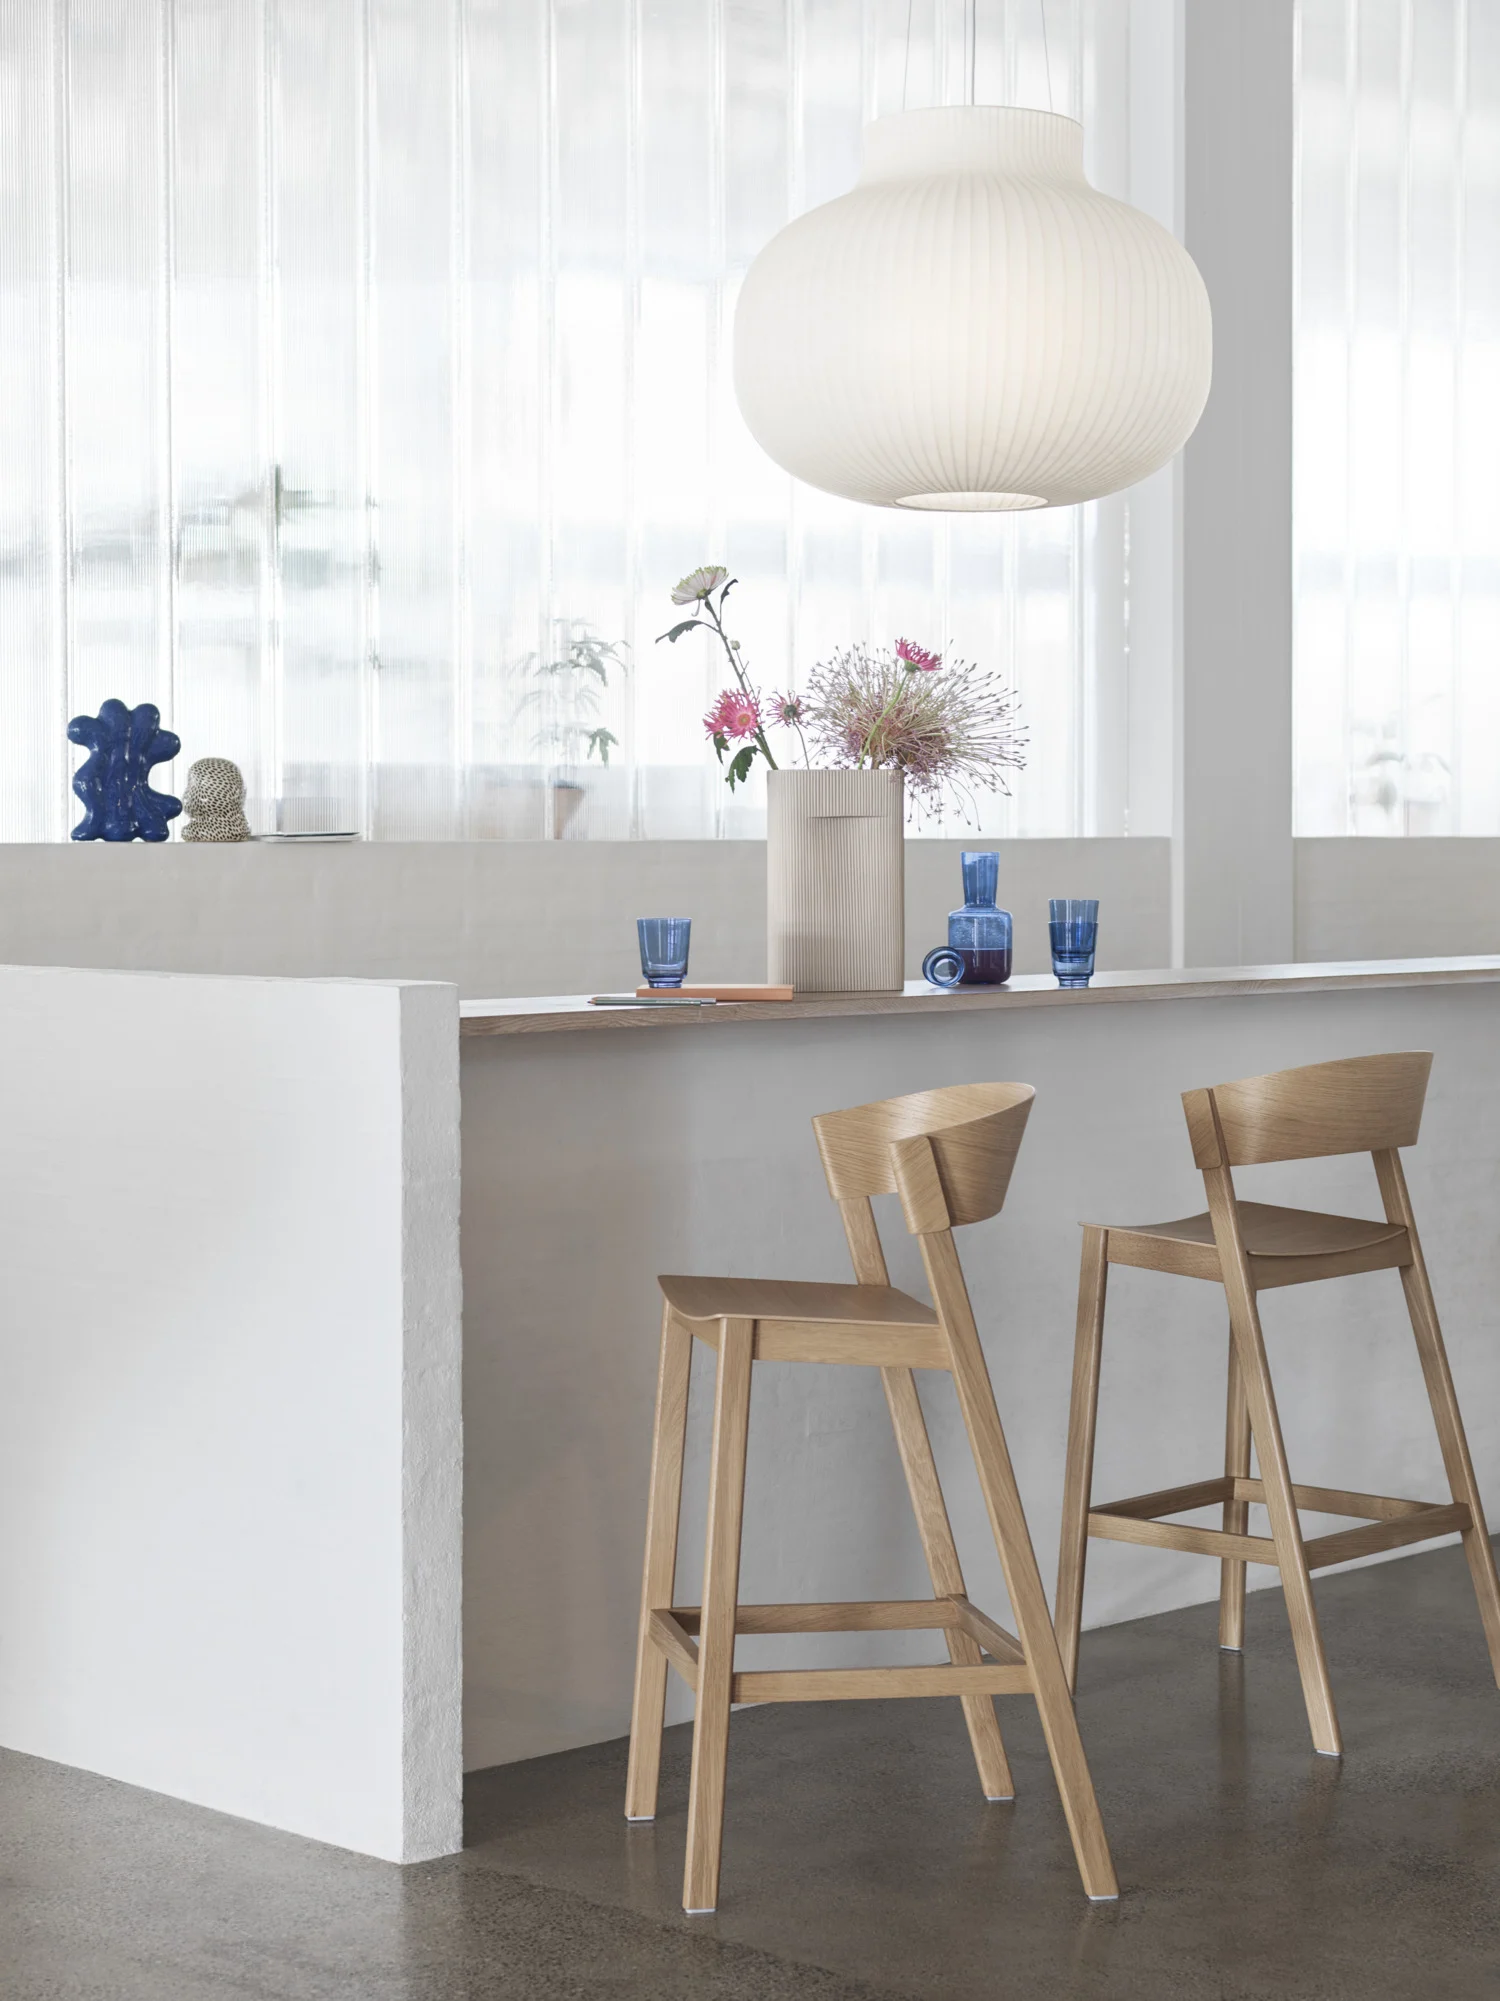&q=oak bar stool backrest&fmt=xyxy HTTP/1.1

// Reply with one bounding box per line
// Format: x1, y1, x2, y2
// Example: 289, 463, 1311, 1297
813, 1081, 1035, 1237
1183, 1051, 1431, 1169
